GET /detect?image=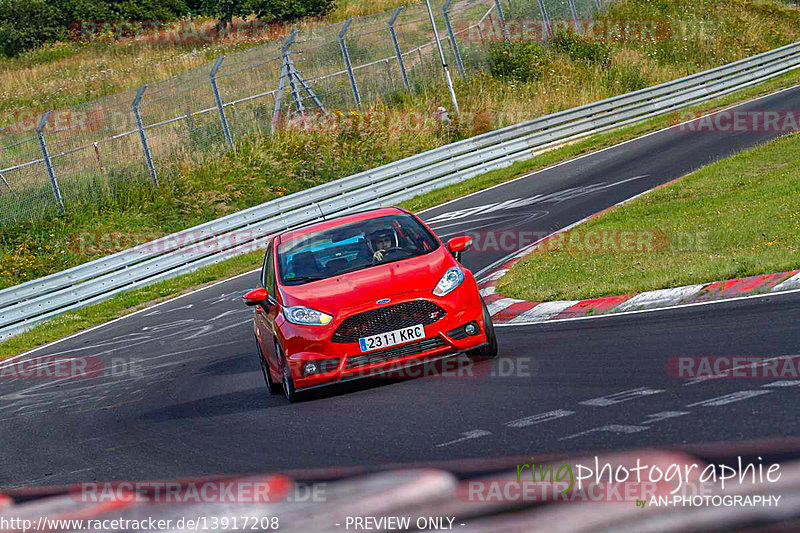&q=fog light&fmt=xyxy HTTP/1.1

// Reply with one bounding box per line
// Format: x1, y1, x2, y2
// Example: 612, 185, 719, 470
304, 362, 318, 376
465, 323, 478, 336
